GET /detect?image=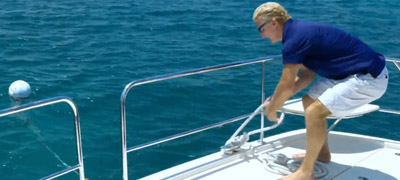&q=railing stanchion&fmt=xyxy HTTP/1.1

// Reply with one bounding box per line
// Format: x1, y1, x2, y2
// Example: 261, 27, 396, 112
121, 90, 128, 180
260, 61, 266, 143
